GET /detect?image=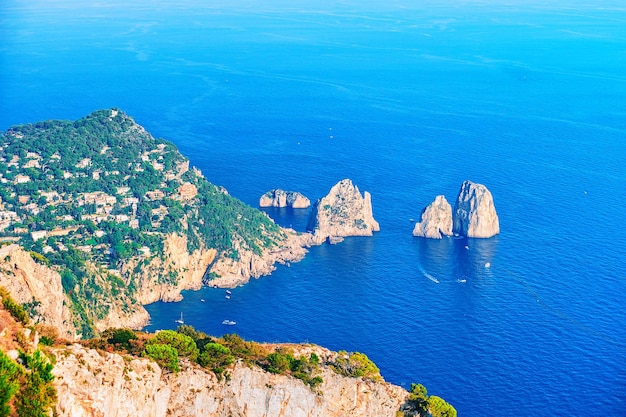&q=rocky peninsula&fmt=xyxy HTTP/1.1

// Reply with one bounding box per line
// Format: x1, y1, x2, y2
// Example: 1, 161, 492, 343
414, 181, 499, 239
